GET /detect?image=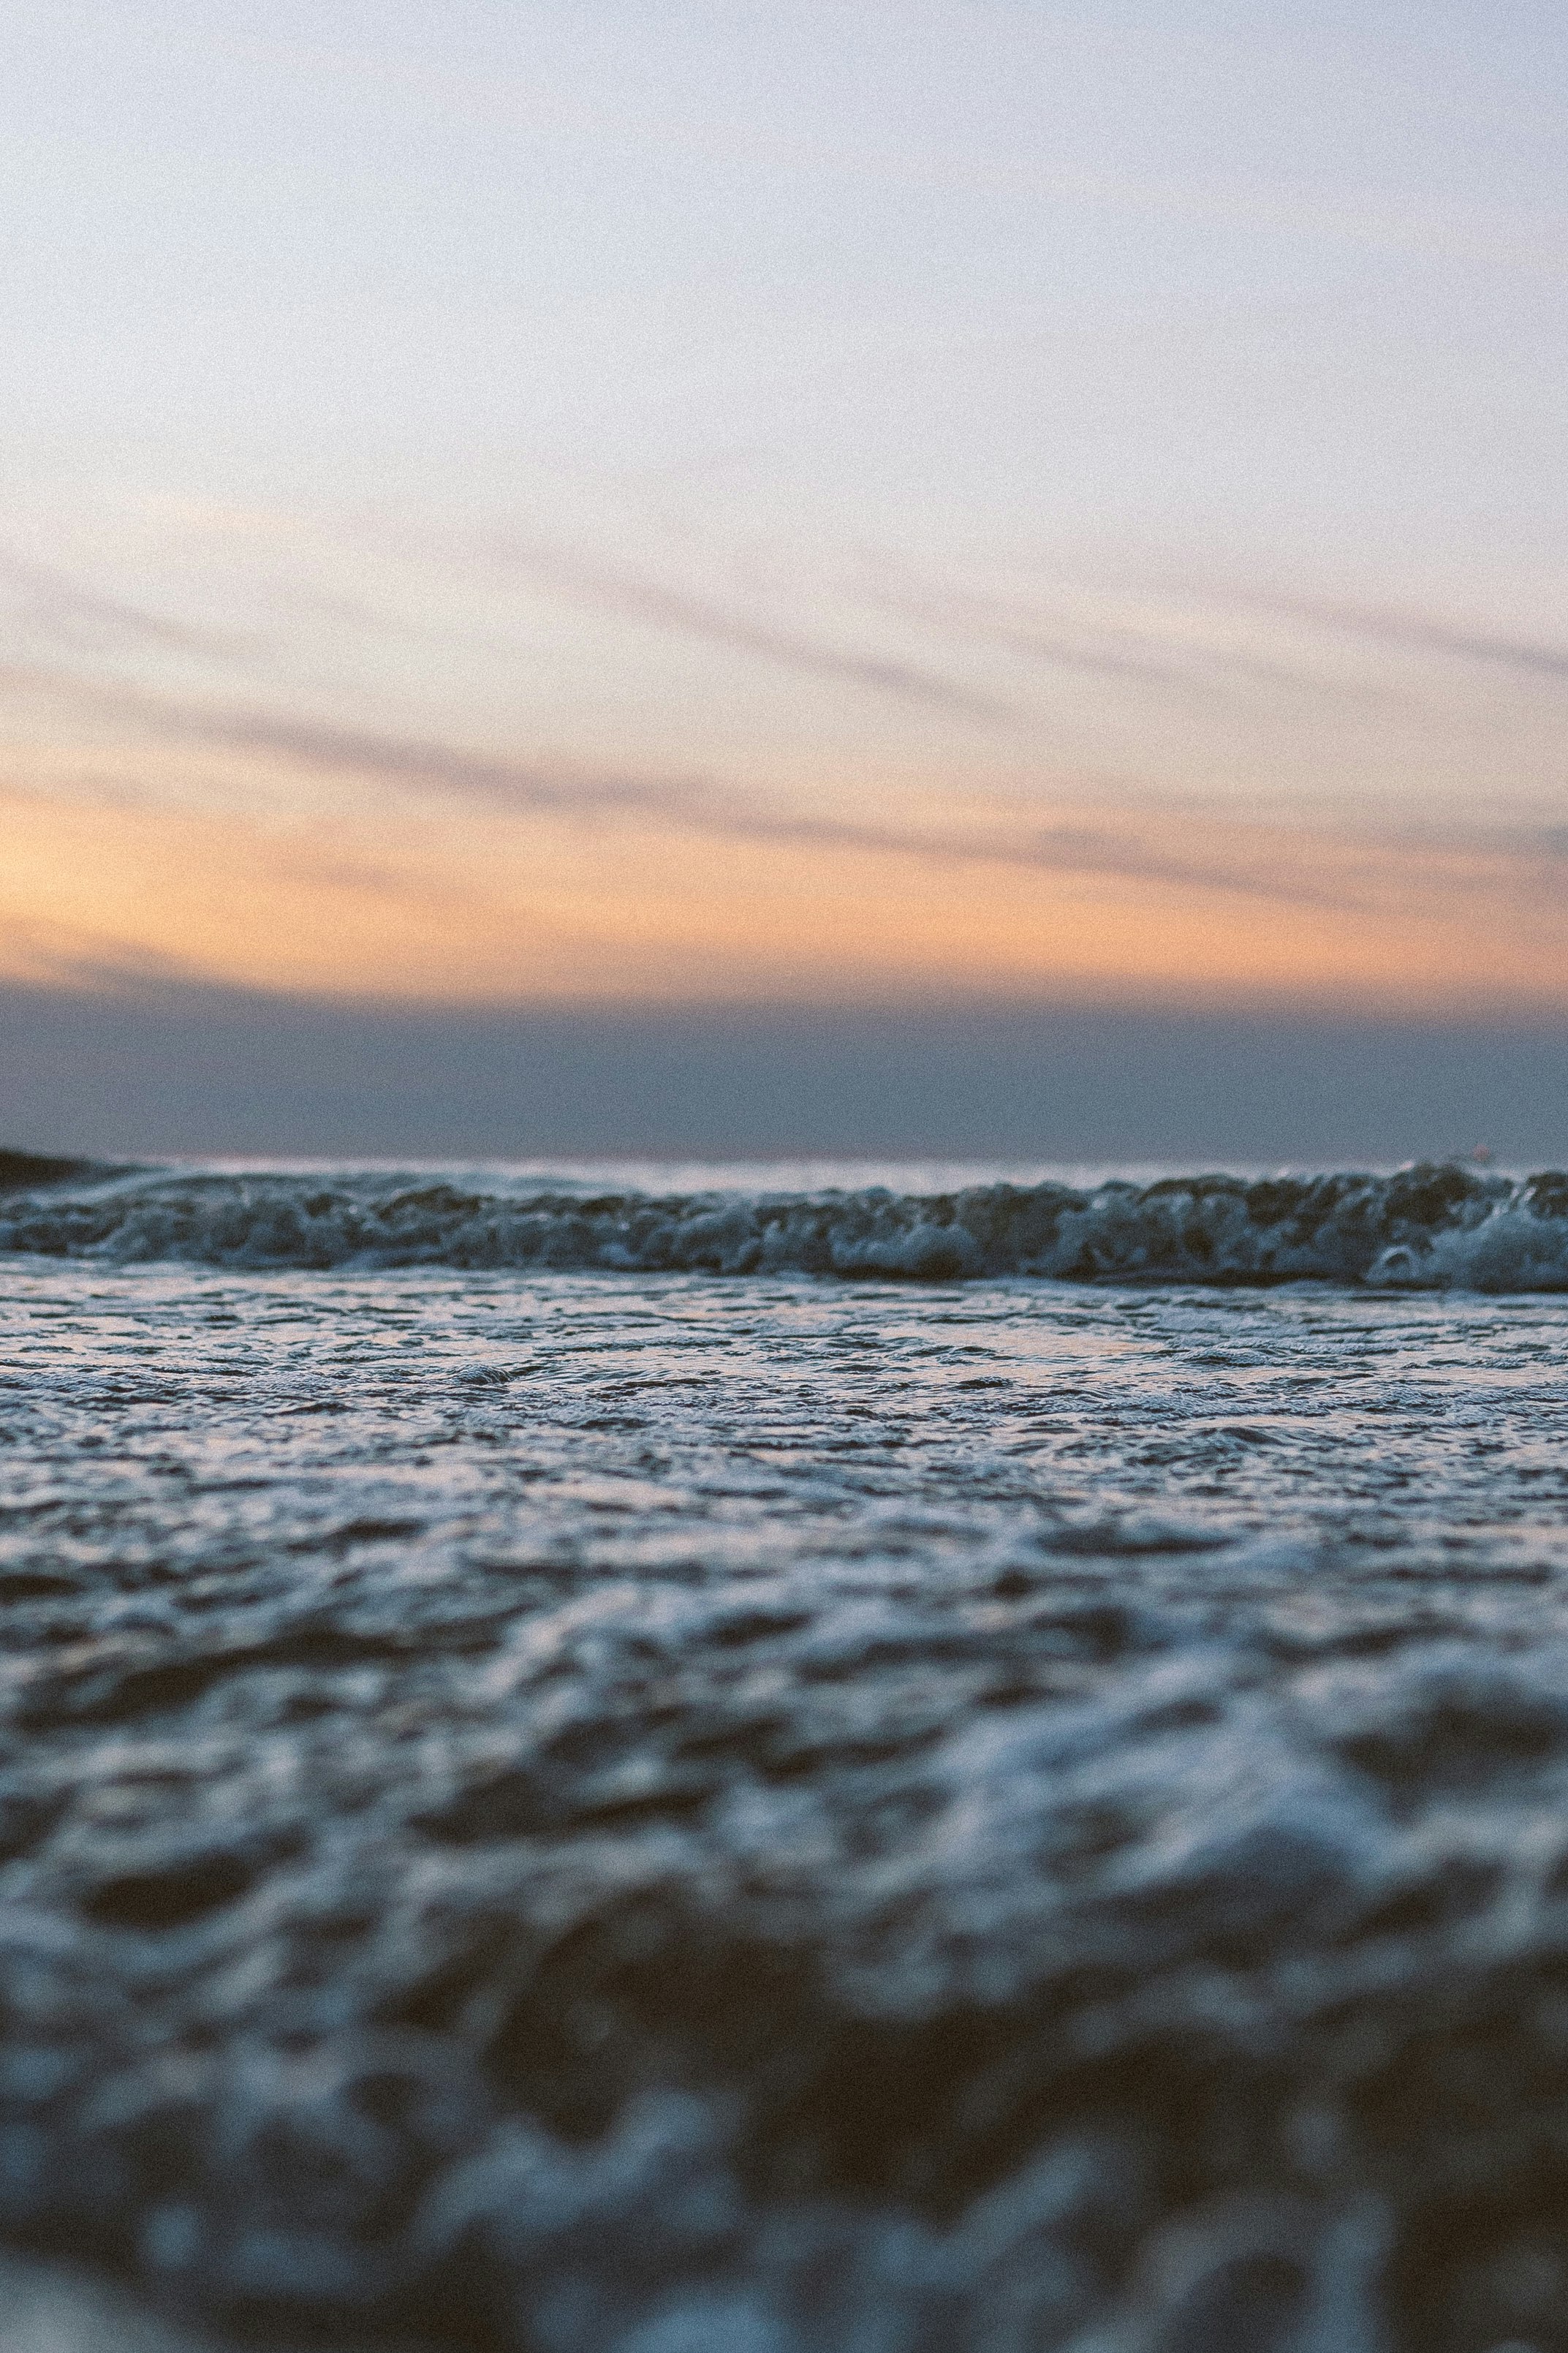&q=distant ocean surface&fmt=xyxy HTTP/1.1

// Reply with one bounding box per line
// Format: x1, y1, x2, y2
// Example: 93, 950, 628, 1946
7, 1152, 1568, 2352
